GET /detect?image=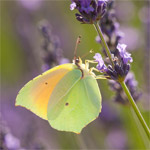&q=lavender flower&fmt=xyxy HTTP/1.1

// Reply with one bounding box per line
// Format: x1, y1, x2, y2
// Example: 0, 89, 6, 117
117, 43, 133, 64
0, 117, 25, 150
93, 42, 132, 81
94, 53, 107, 72
70, 0, 108, 24
70, 2, 76, 10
